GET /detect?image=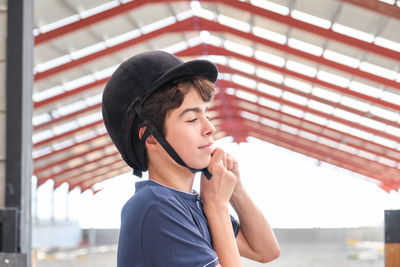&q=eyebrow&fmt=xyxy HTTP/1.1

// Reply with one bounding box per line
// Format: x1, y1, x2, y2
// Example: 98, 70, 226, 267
179, 107, 208, 117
